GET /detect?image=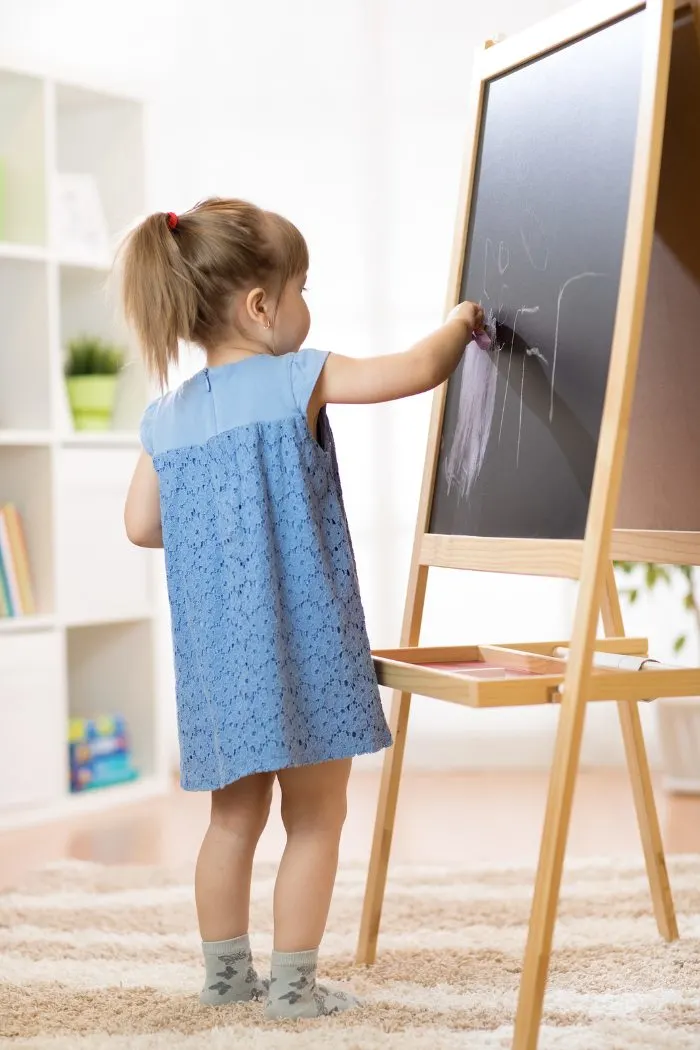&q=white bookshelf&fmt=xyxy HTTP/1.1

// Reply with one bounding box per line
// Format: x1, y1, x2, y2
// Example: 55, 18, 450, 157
0, 68, 169, 830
